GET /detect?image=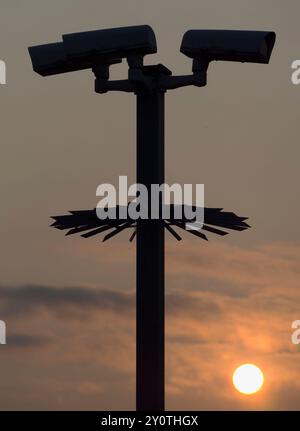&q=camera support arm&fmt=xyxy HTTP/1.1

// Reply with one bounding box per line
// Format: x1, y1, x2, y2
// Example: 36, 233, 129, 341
93, 58, 209, 94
